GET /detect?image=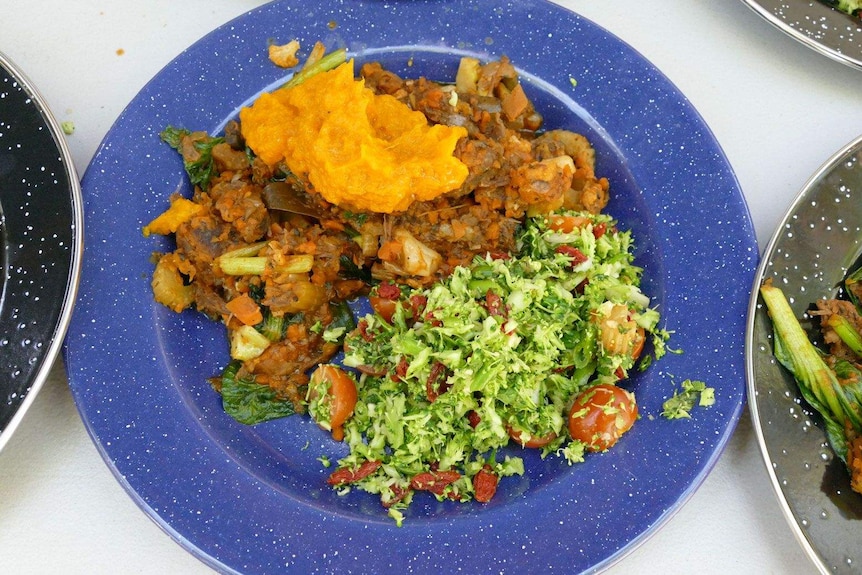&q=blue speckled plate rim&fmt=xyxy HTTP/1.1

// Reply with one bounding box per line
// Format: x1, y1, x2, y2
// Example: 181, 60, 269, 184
64, 1, 756, 573
0, 50, 84, 453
